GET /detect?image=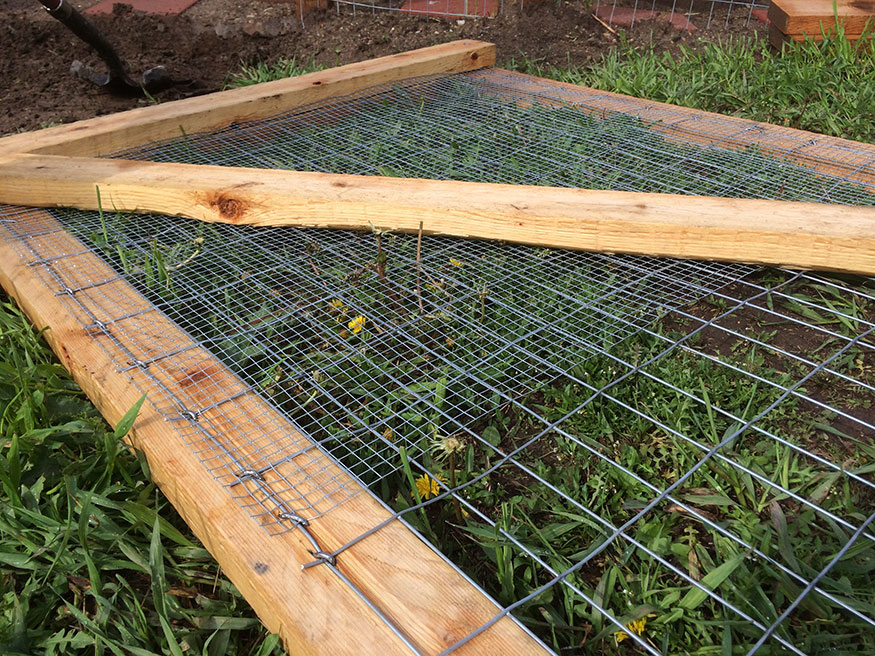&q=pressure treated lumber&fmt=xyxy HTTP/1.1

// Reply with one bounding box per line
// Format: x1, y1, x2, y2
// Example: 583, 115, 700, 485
769, 0, 875, 38
3, 153, 875, 275
0, 40, 494, 159
0, 208, 545, 656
